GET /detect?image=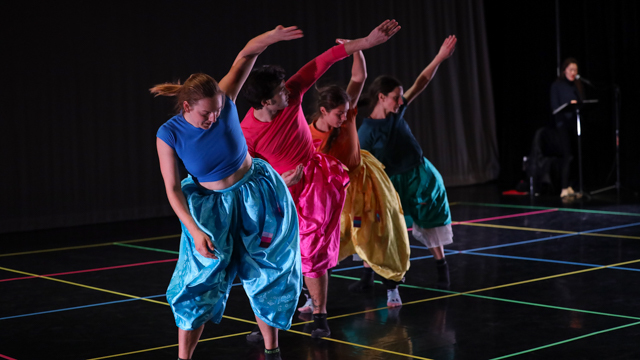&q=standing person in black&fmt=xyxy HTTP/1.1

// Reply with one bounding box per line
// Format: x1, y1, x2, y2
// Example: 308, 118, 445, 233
550, 57, 584, 198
